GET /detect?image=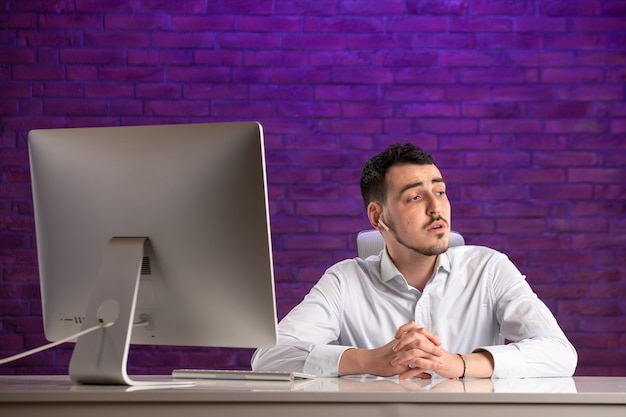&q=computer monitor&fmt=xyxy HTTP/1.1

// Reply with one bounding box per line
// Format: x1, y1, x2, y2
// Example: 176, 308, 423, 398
28, 121, 278, 385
